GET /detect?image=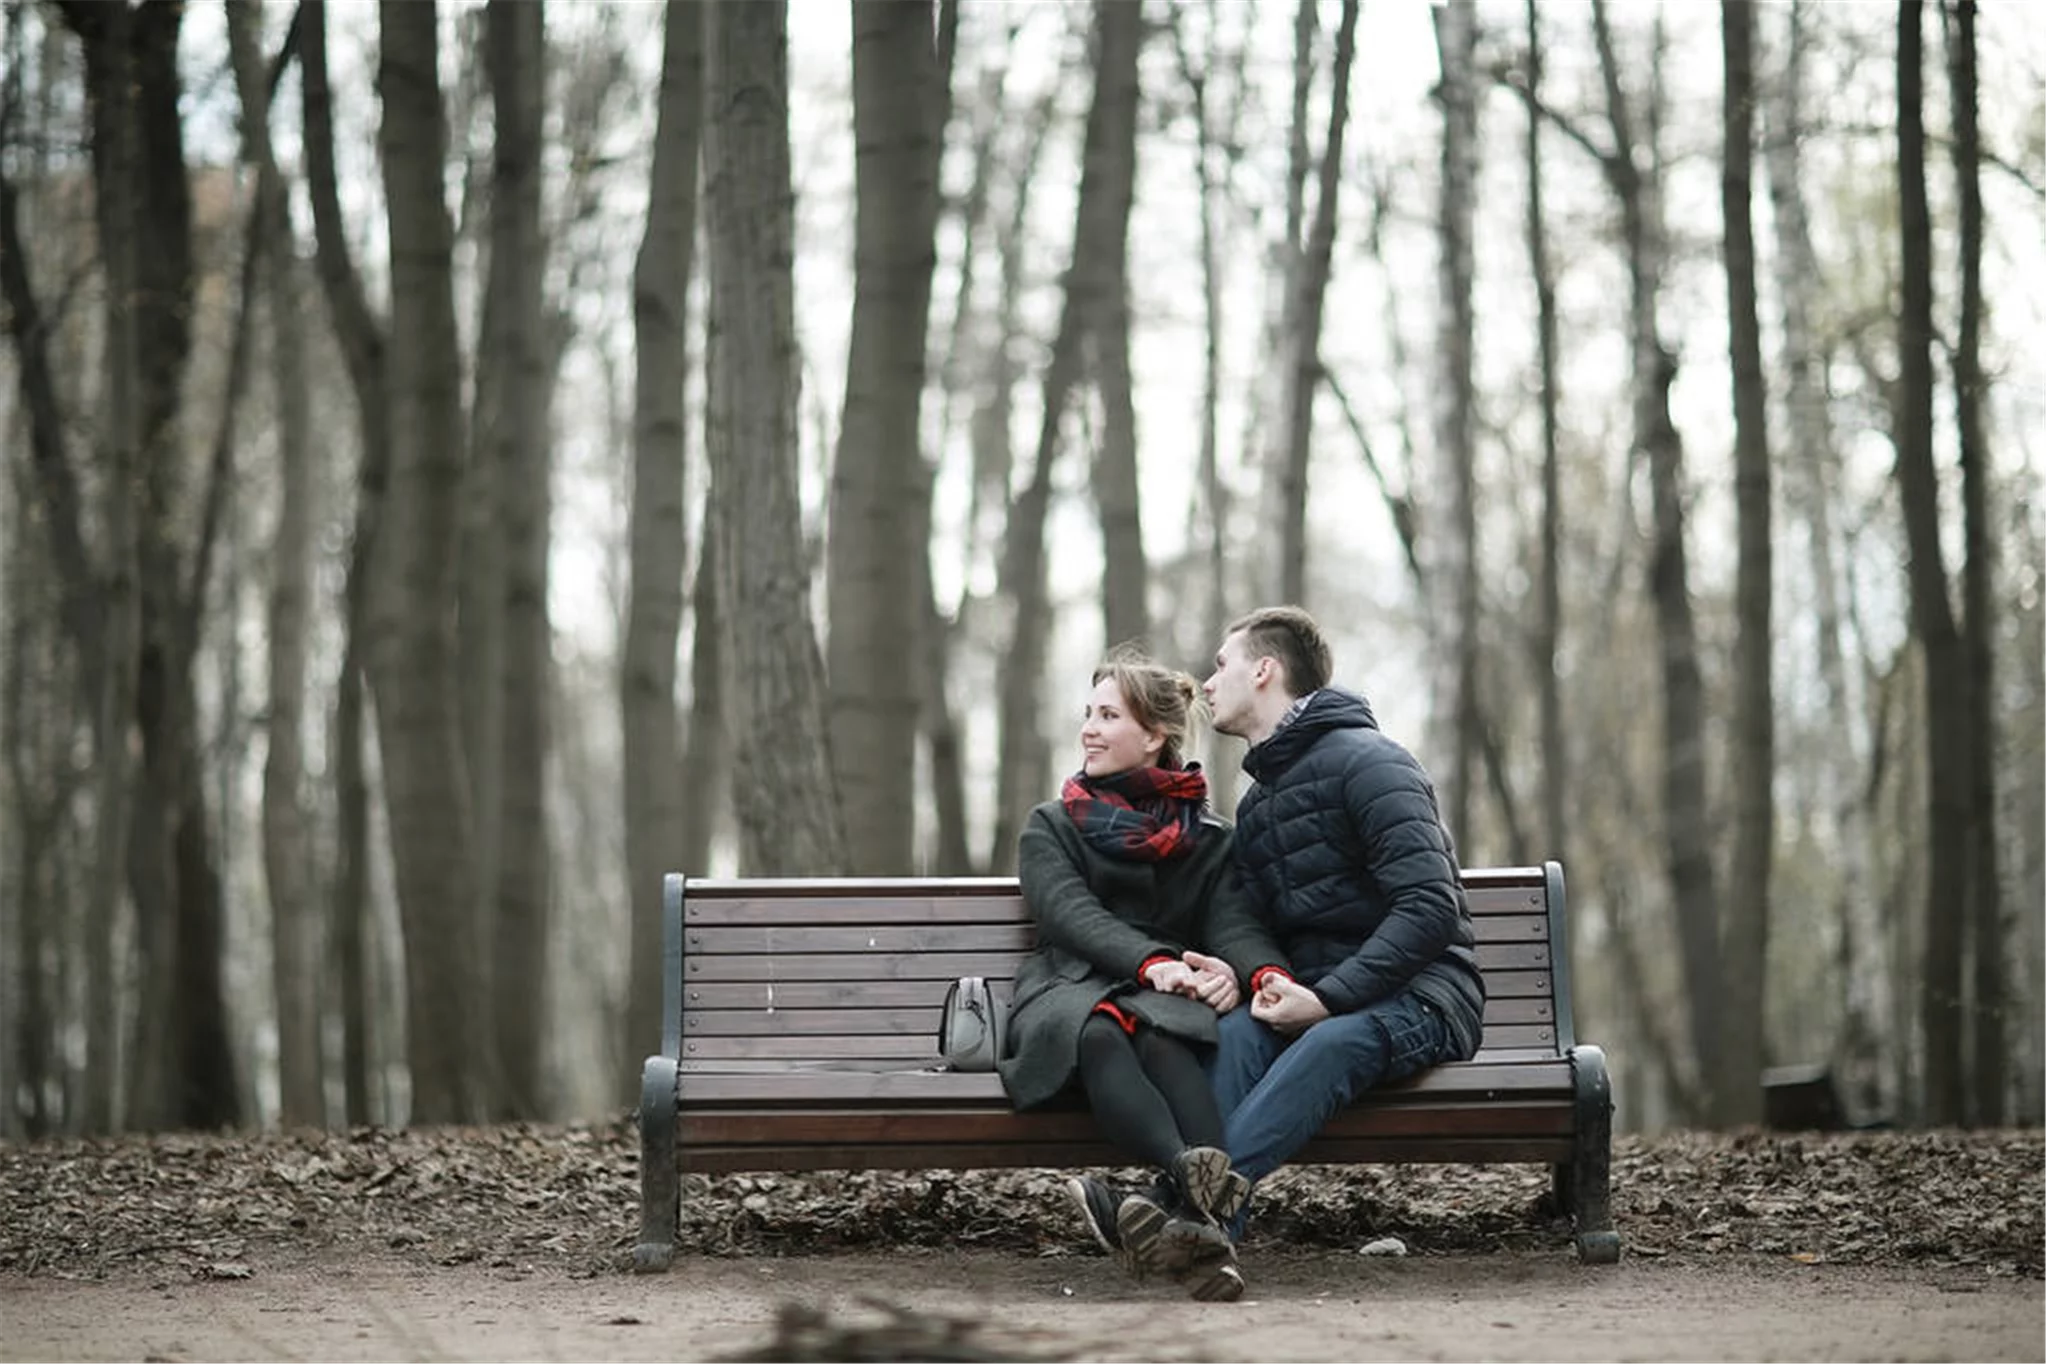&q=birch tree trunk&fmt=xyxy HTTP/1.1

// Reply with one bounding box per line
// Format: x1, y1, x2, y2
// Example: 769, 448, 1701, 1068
702, 0, 846, 875
1945, 0, 2005, 1127
1275, 0, 1357, 611
1430, 0, 1477, 840
301, 0, 388, 1126
1720, 0, 1771, 1128
374, 0, 491, 1123
227, 0, 324, 1127
1894, 0, 1970, 1127
480, 0, 552, 1120
624, 0, 702, 1082
829, 0, 945, 872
